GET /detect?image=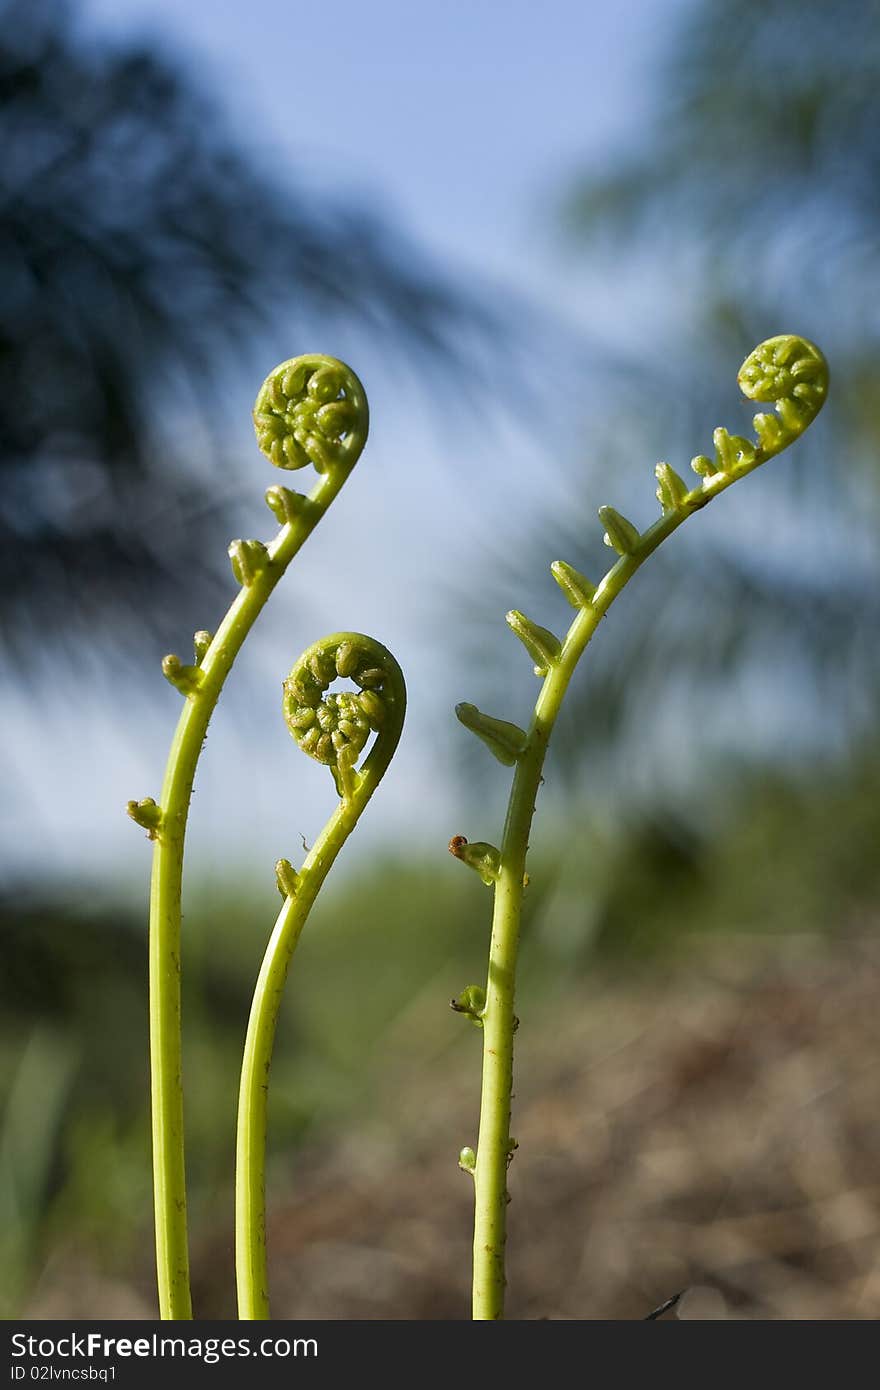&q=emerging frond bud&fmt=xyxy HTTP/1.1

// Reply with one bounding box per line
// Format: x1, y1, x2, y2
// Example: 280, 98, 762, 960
505, 610, 561, 677
275, 858, 301, 899
551, 559, 595, 609
655, 462, 690, 512
712, 427, 749, 473
459, 1146, 477, 1175
690, 453, 718, 477
752, 412, 784, 453
452, 984, 487, 1026
331, 742, 361, 801
265, 485, 310, 526
126, 797, 163, 838
448, 835, 501, 886
162, 653, 204, 697
454, 703, 528, 766
228, 539, 270, 587
598, 505, 641, 556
